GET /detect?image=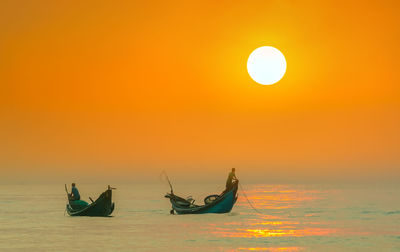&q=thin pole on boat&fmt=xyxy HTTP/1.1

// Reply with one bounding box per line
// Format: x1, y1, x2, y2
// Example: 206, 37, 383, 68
239, 182, 262, 215
64, 184, 70, 201
160, 170, 174, 194
64, 184, 69, 216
